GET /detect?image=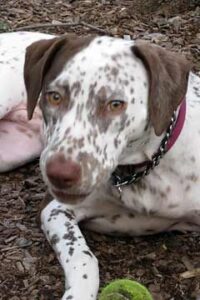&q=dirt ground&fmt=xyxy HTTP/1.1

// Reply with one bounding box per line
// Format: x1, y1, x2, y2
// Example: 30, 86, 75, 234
0, 1, 200, 299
